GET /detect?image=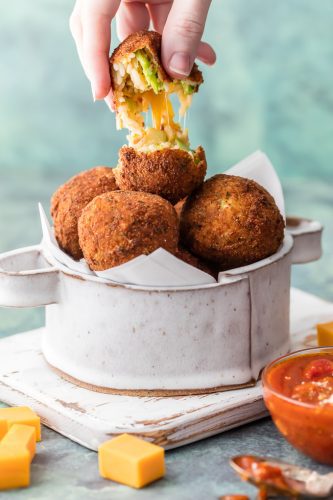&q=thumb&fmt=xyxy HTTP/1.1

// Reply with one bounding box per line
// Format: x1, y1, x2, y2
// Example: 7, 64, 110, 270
161, 0, 212, 79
